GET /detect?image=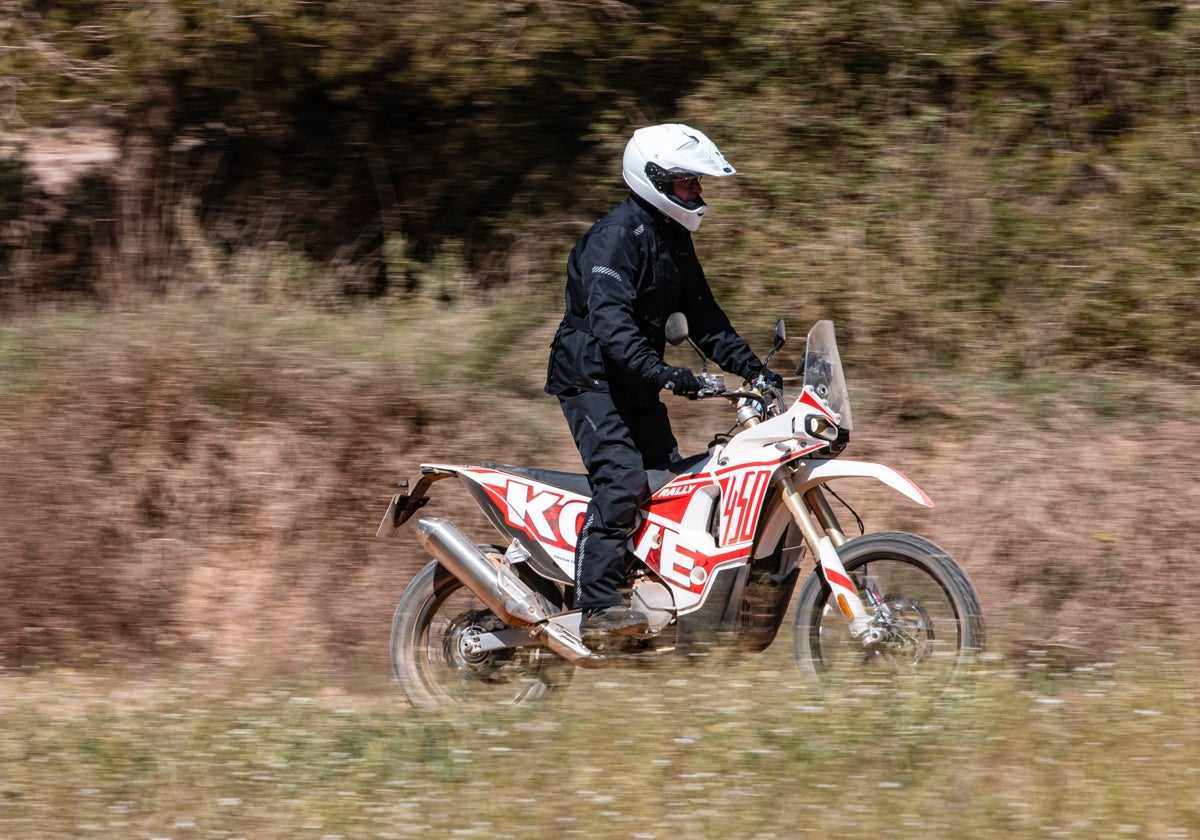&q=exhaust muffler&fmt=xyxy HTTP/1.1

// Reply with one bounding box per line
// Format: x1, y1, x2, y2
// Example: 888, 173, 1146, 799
414, 517, 593, 662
